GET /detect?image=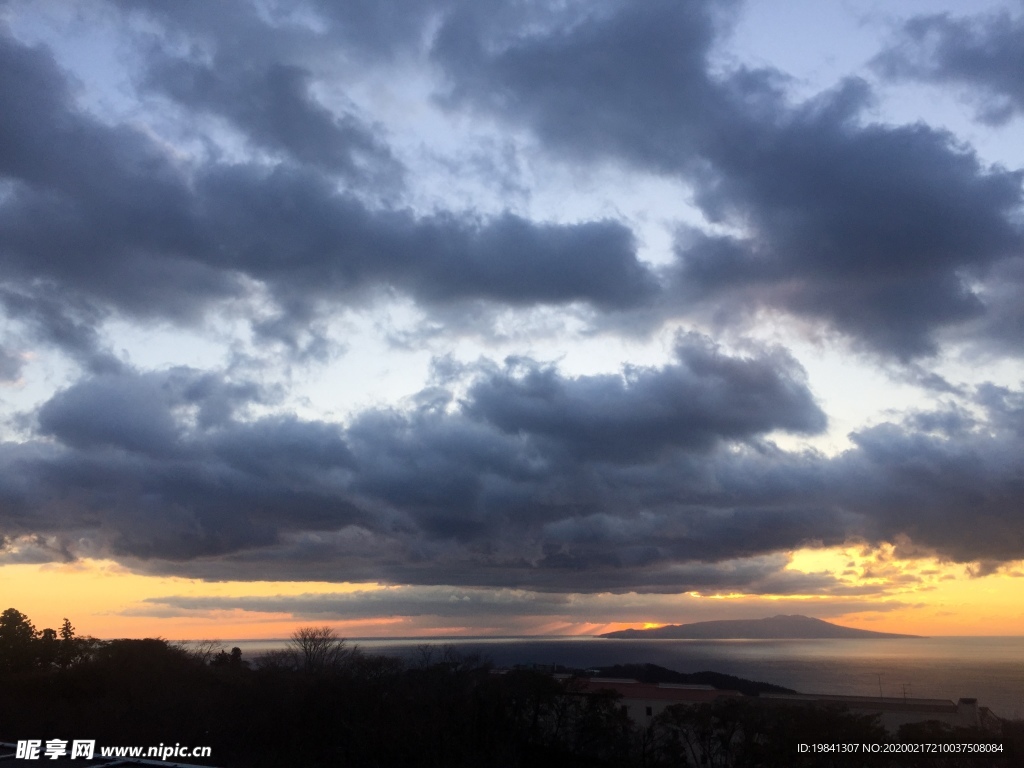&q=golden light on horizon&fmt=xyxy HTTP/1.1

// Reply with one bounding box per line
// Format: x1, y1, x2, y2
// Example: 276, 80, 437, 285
0, 559, 384, 639
782, 544, 1024, 635
2, 545, 1023, 639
